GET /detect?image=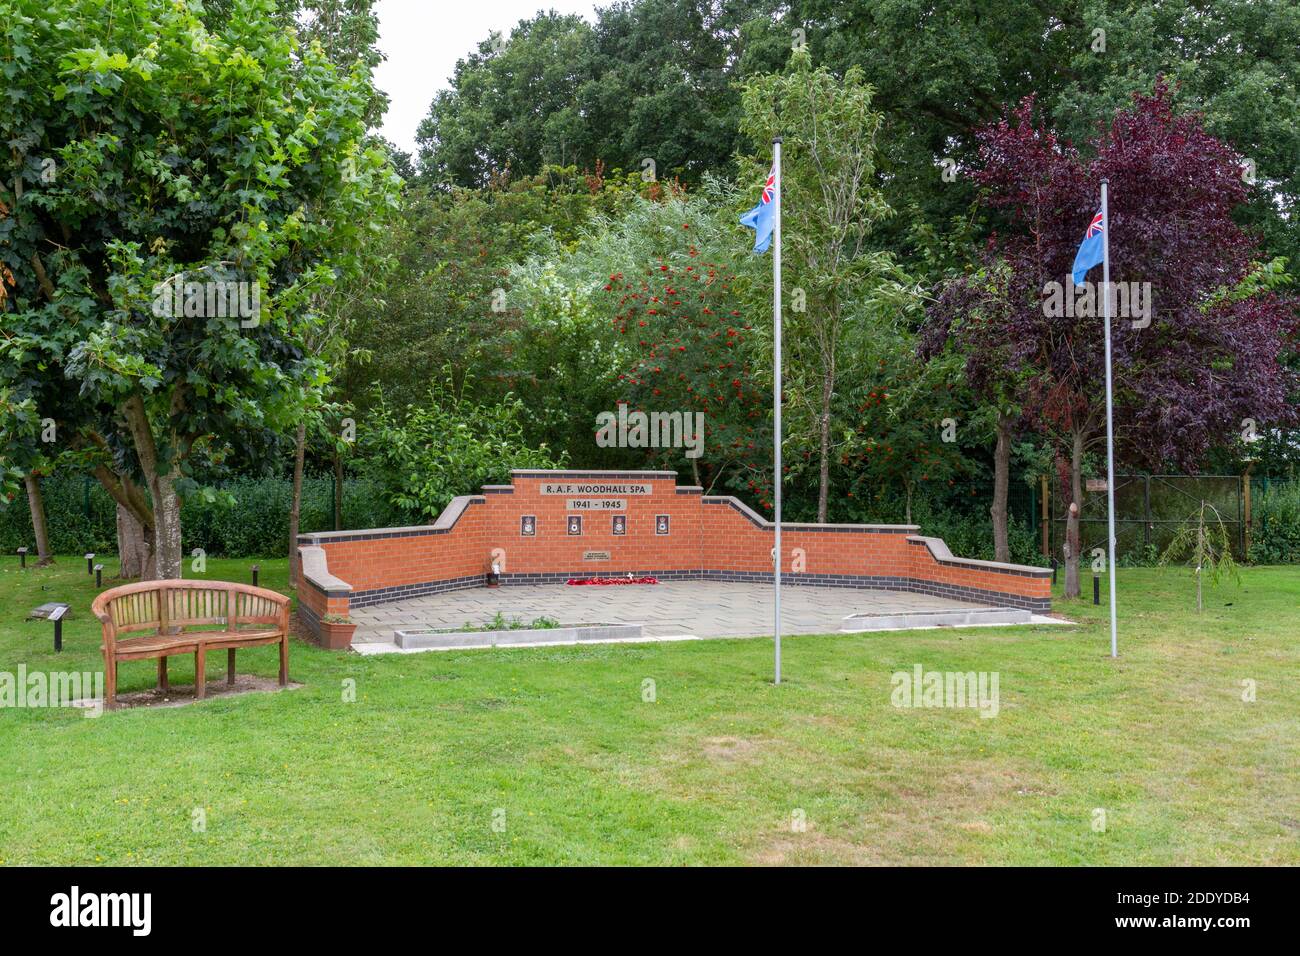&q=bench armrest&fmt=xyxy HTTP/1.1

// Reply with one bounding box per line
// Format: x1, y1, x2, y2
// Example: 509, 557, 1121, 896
90, 593, 116, 653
